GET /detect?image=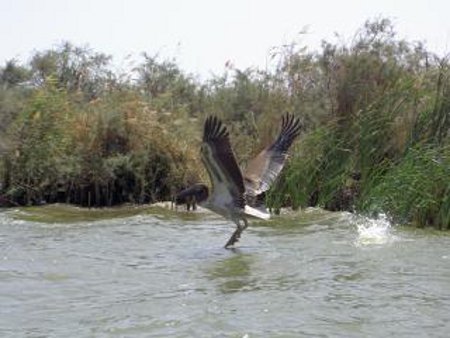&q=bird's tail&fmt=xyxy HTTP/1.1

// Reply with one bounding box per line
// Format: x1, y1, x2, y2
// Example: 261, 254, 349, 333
244, 205, 270, 220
